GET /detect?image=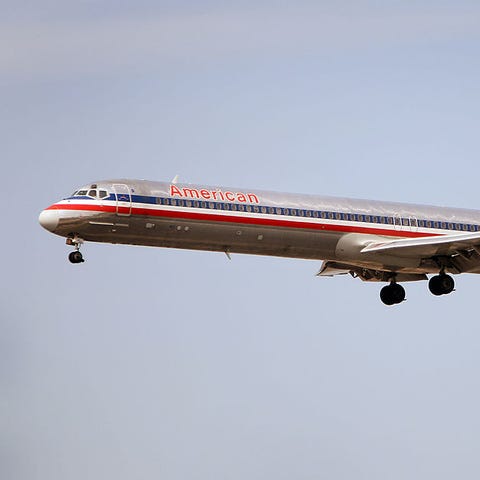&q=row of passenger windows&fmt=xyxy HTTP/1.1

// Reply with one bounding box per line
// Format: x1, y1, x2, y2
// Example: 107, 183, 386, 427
73, 189, 109, 198
156, 196, 480, 232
